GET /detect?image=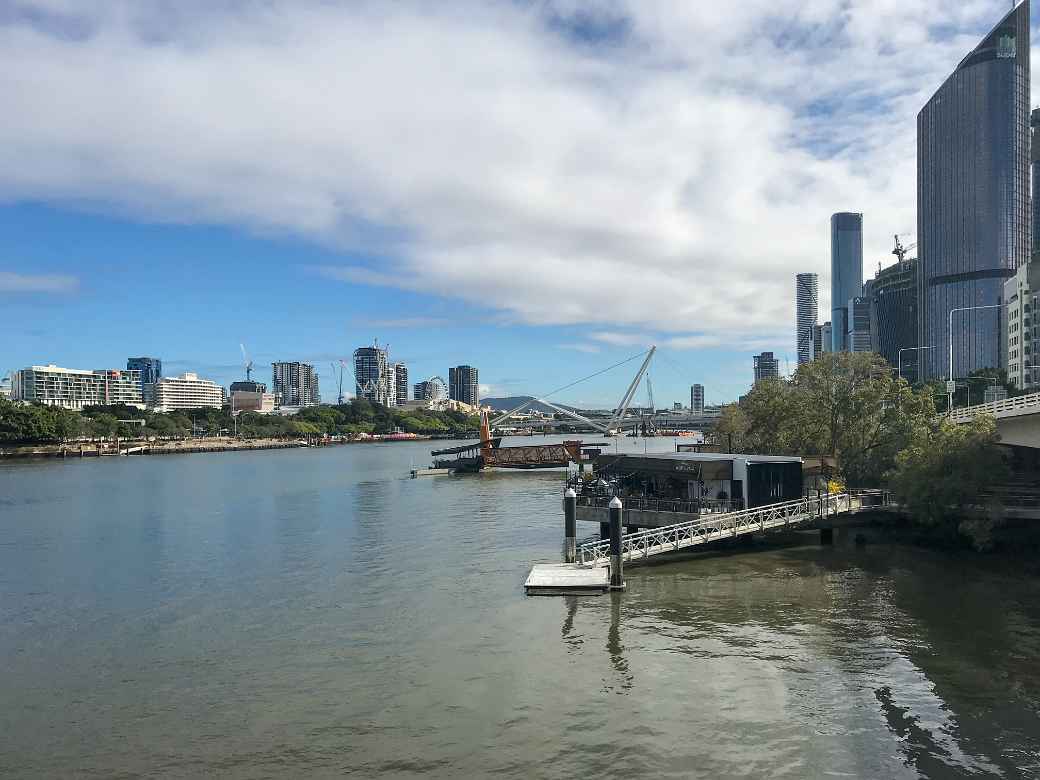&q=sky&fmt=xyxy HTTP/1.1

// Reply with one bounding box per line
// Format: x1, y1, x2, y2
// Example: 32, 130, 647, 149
0, 0, 1035, 407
